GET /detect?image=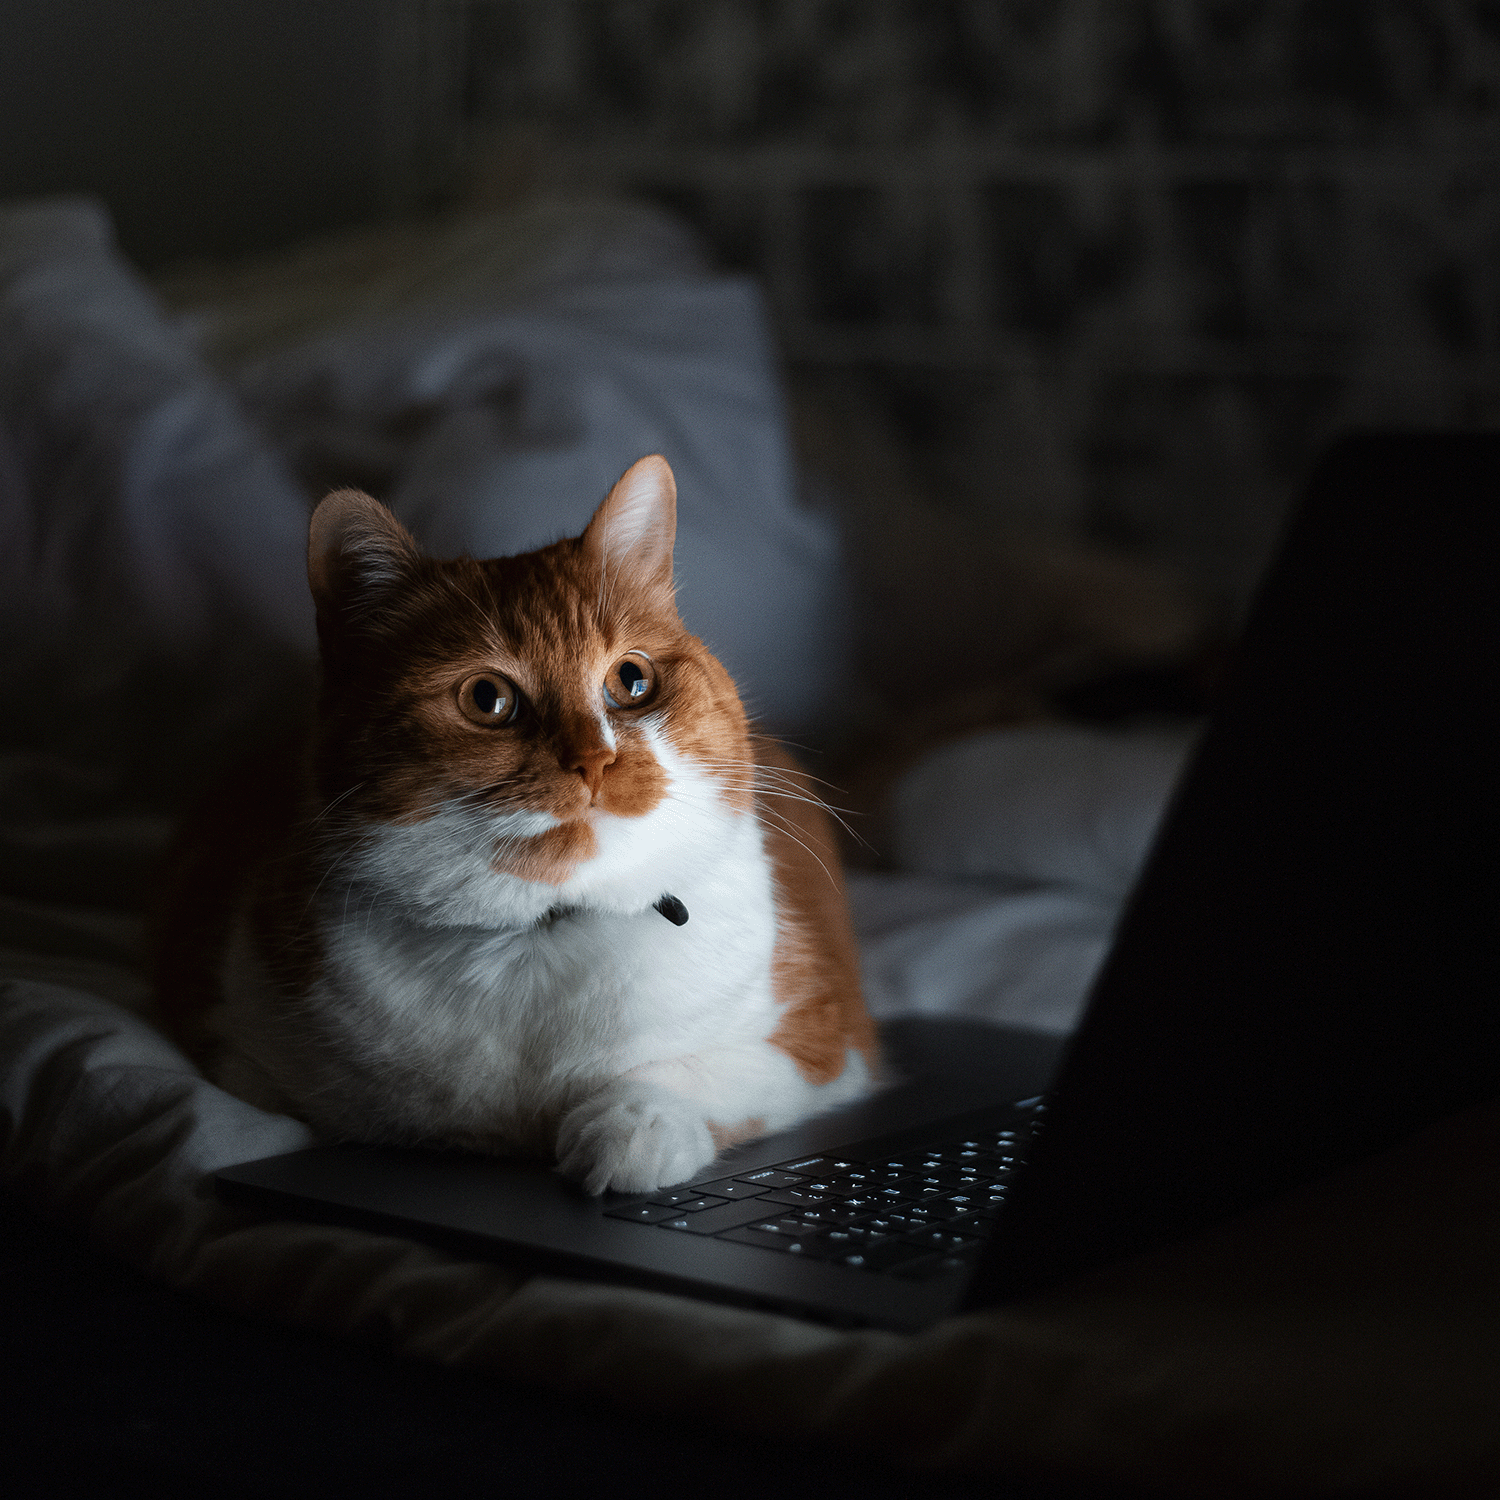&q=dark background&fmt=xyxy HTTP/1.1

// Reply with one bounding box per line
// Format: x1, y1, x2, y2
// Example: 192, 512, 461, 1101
5, 0, 1499, 623
463, 0, 1500, 615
